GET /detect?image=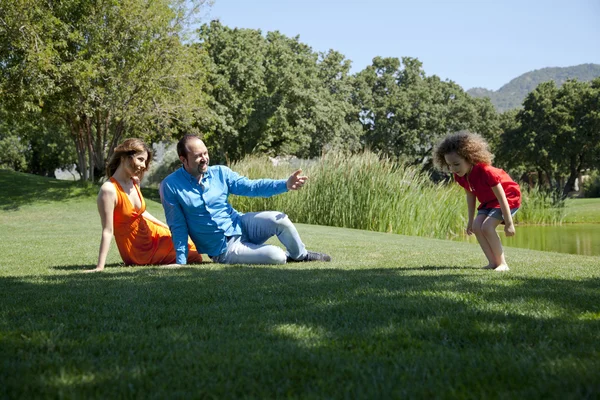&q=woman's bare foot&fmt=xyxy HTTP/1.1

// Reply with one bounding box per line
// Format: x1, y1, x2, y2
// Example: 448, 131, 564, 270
161, 263, 185, 268
83, 267, 104, 273
494, 264, 510, 272
482, 264, 496, 269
